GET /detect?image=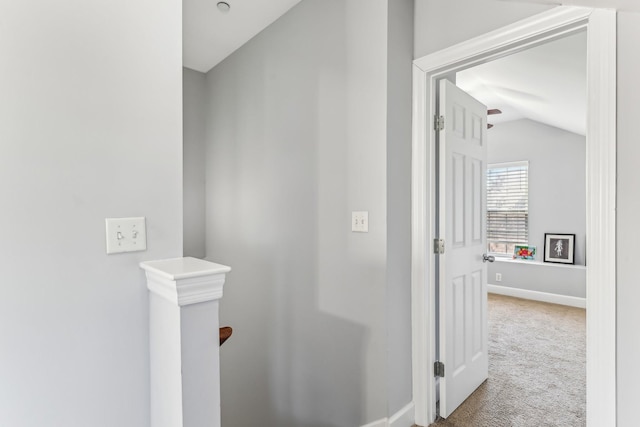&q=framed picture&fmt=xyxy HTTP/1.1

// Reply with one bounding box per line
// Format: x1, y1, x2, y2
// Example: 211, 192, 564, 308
514, 245, 536, 260
544, 233, 575, 264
